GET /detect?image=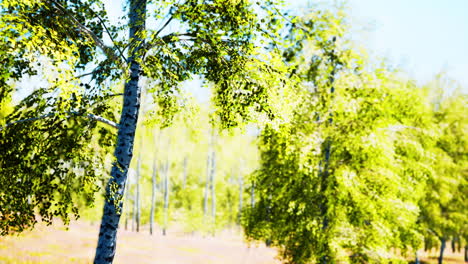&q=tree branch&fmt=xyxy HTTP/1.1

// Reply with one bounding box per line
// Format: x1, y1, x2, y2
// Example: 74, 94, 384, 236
46, 0, 123, 64
101, 93, 124, 99
143, 32, 196, 56
155, 15, 174, 37
270, 4, 311, 34
86, 7, 128, 63
85, 113, 119, 128
0, 112, 119, 131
